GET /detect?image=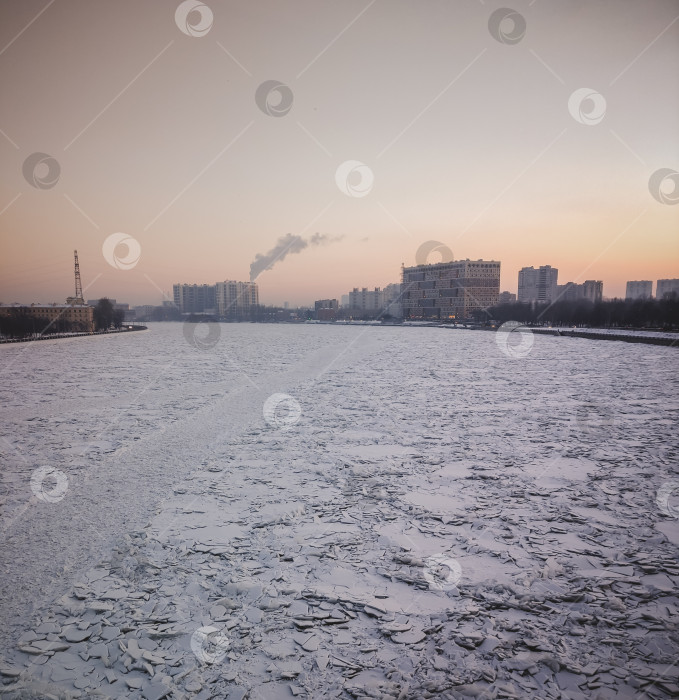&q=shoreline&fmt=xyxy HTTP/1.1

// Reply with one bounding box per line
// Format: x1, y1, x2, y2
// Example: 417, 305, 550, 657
3, 322, 677, 348
0, 326, 148, 345
517, 326, 679, 347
